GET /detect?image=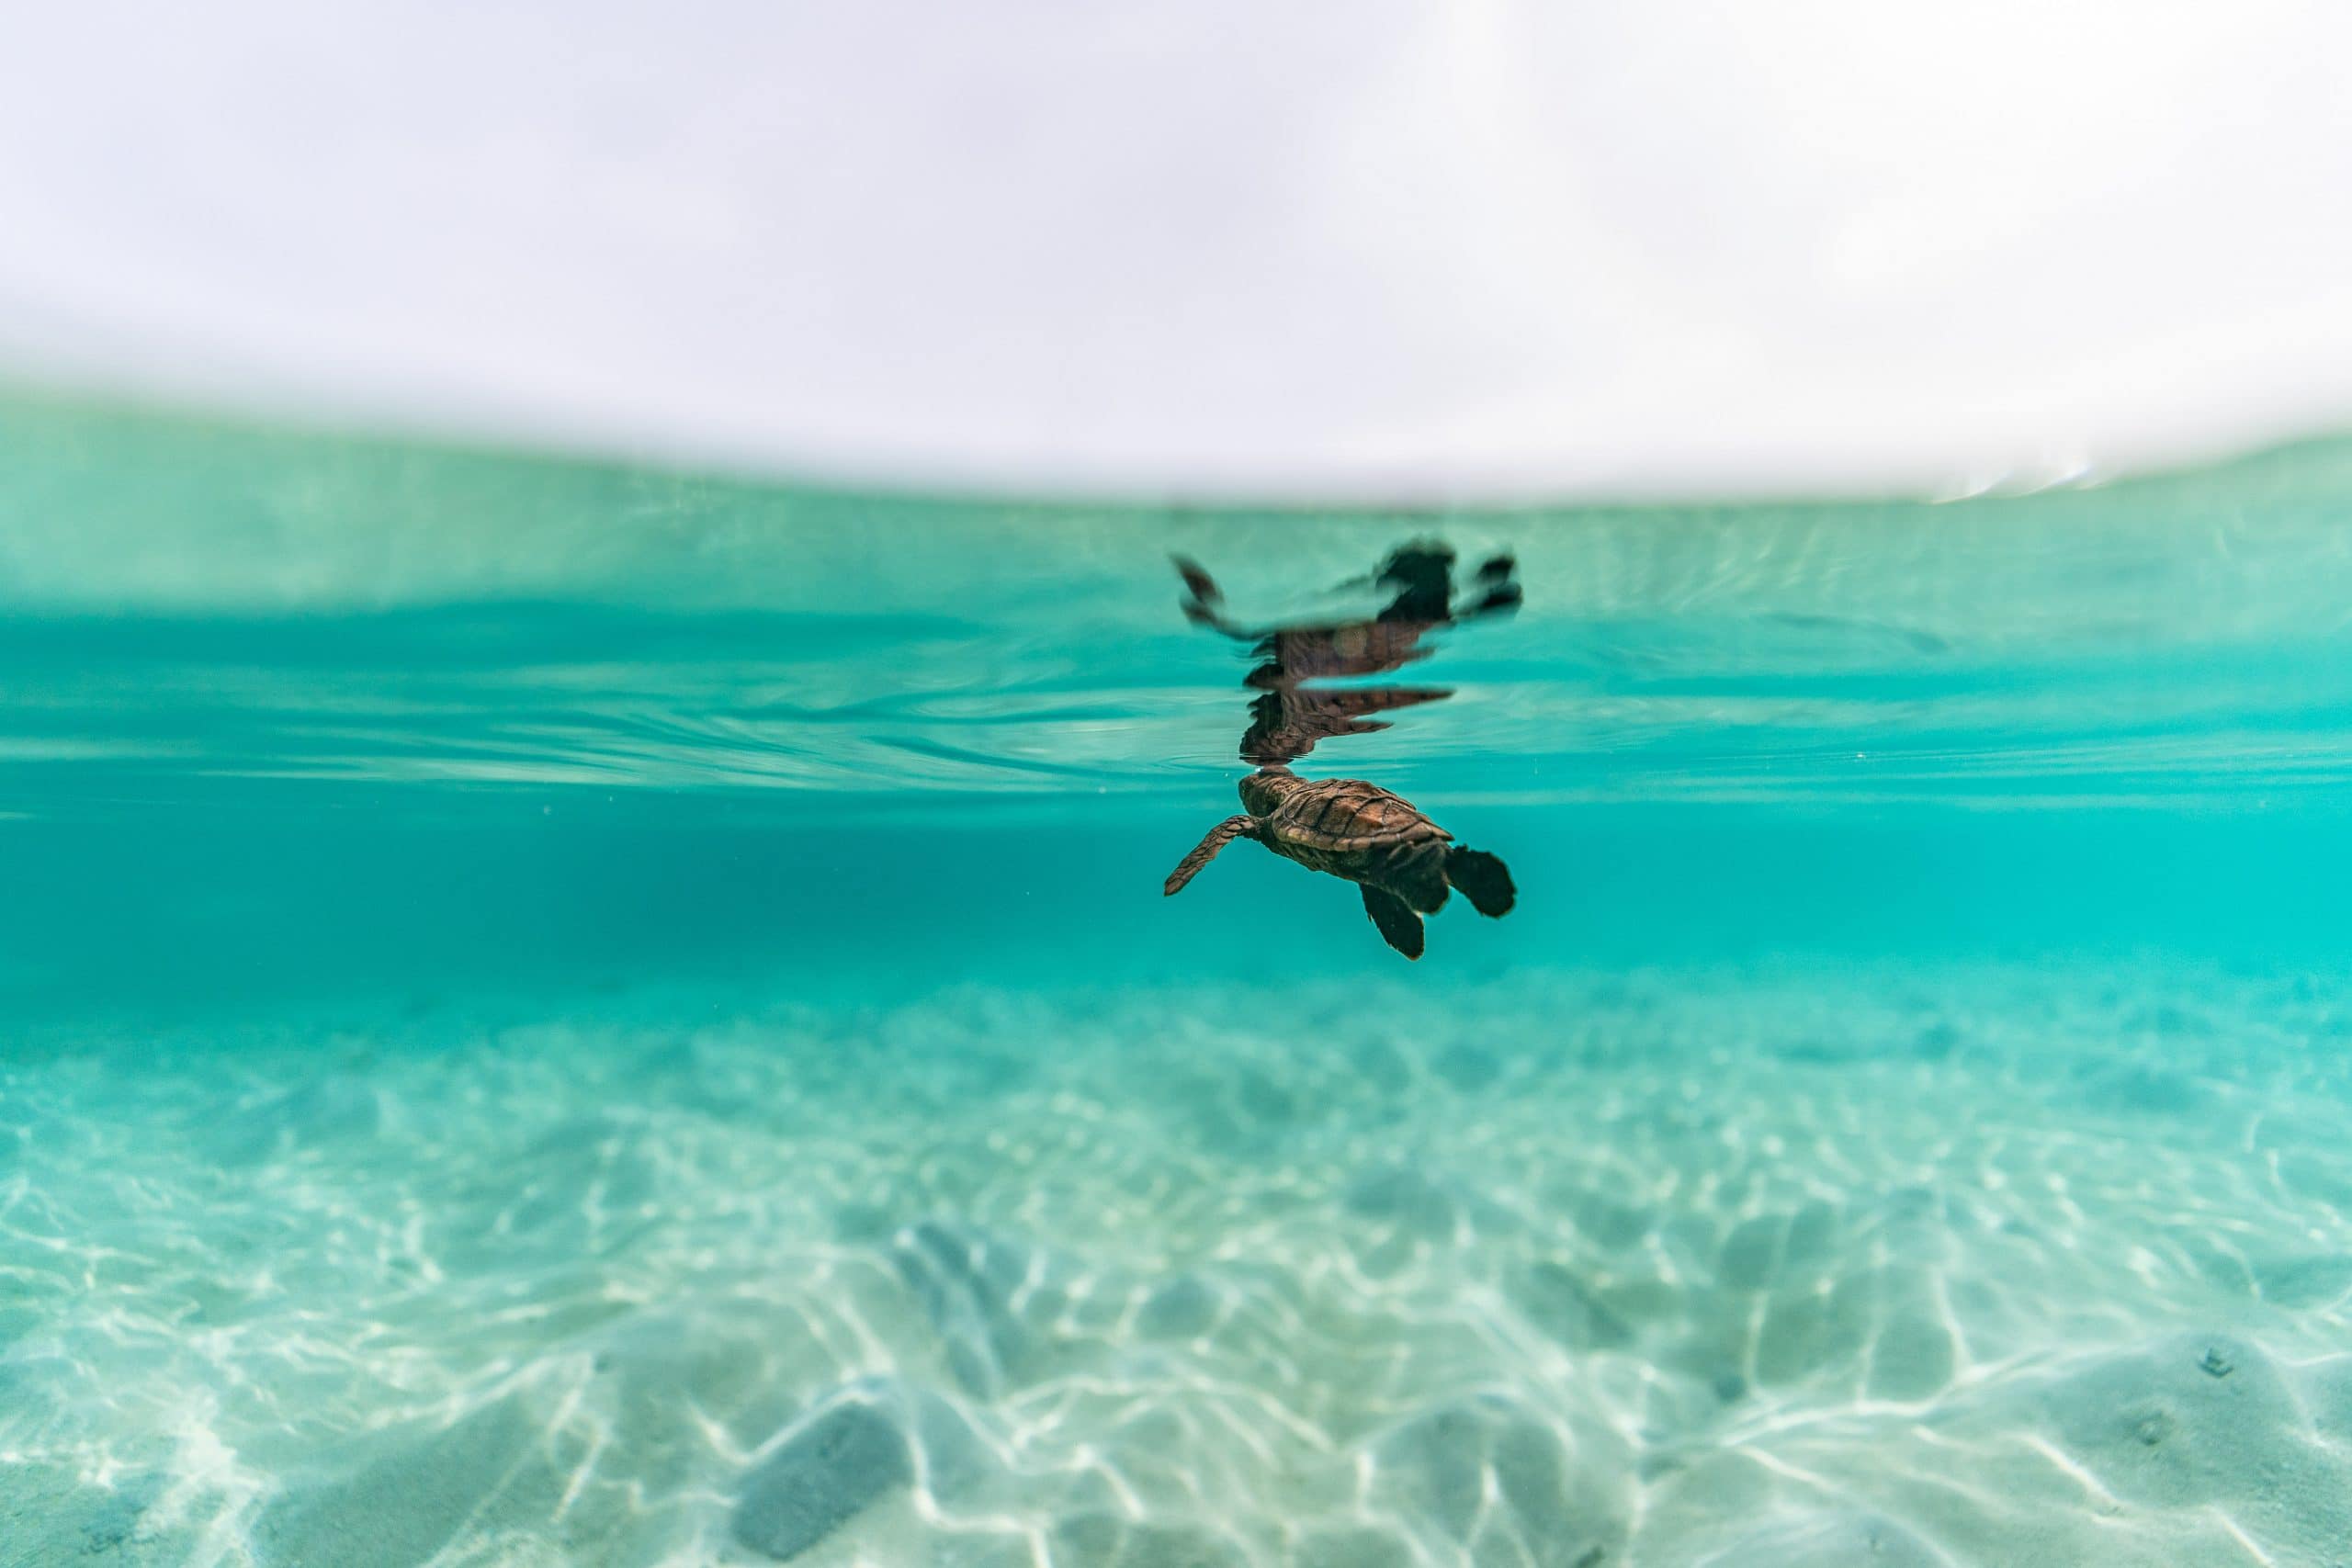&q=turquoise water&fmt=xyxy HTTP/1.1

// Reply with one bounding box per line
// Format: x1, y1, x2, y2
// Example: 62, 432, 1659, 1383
6, 393, 2352, 1565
